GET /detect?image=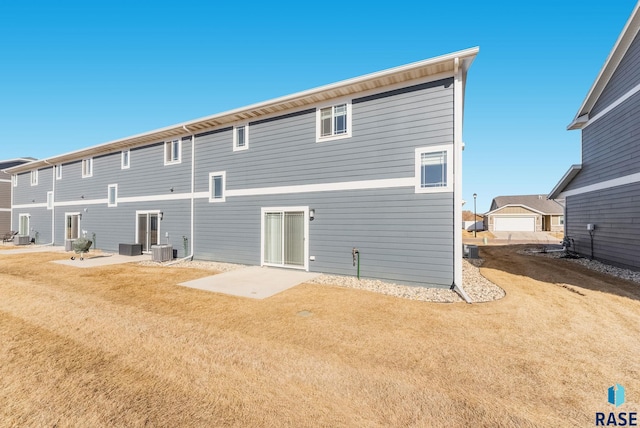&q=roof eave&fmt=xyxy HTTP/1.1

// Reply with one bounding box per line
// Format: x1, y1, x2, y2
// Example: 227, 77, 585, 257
6, 47, 479, 174
571, 3, 640, 122
548, 164, 582, 199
